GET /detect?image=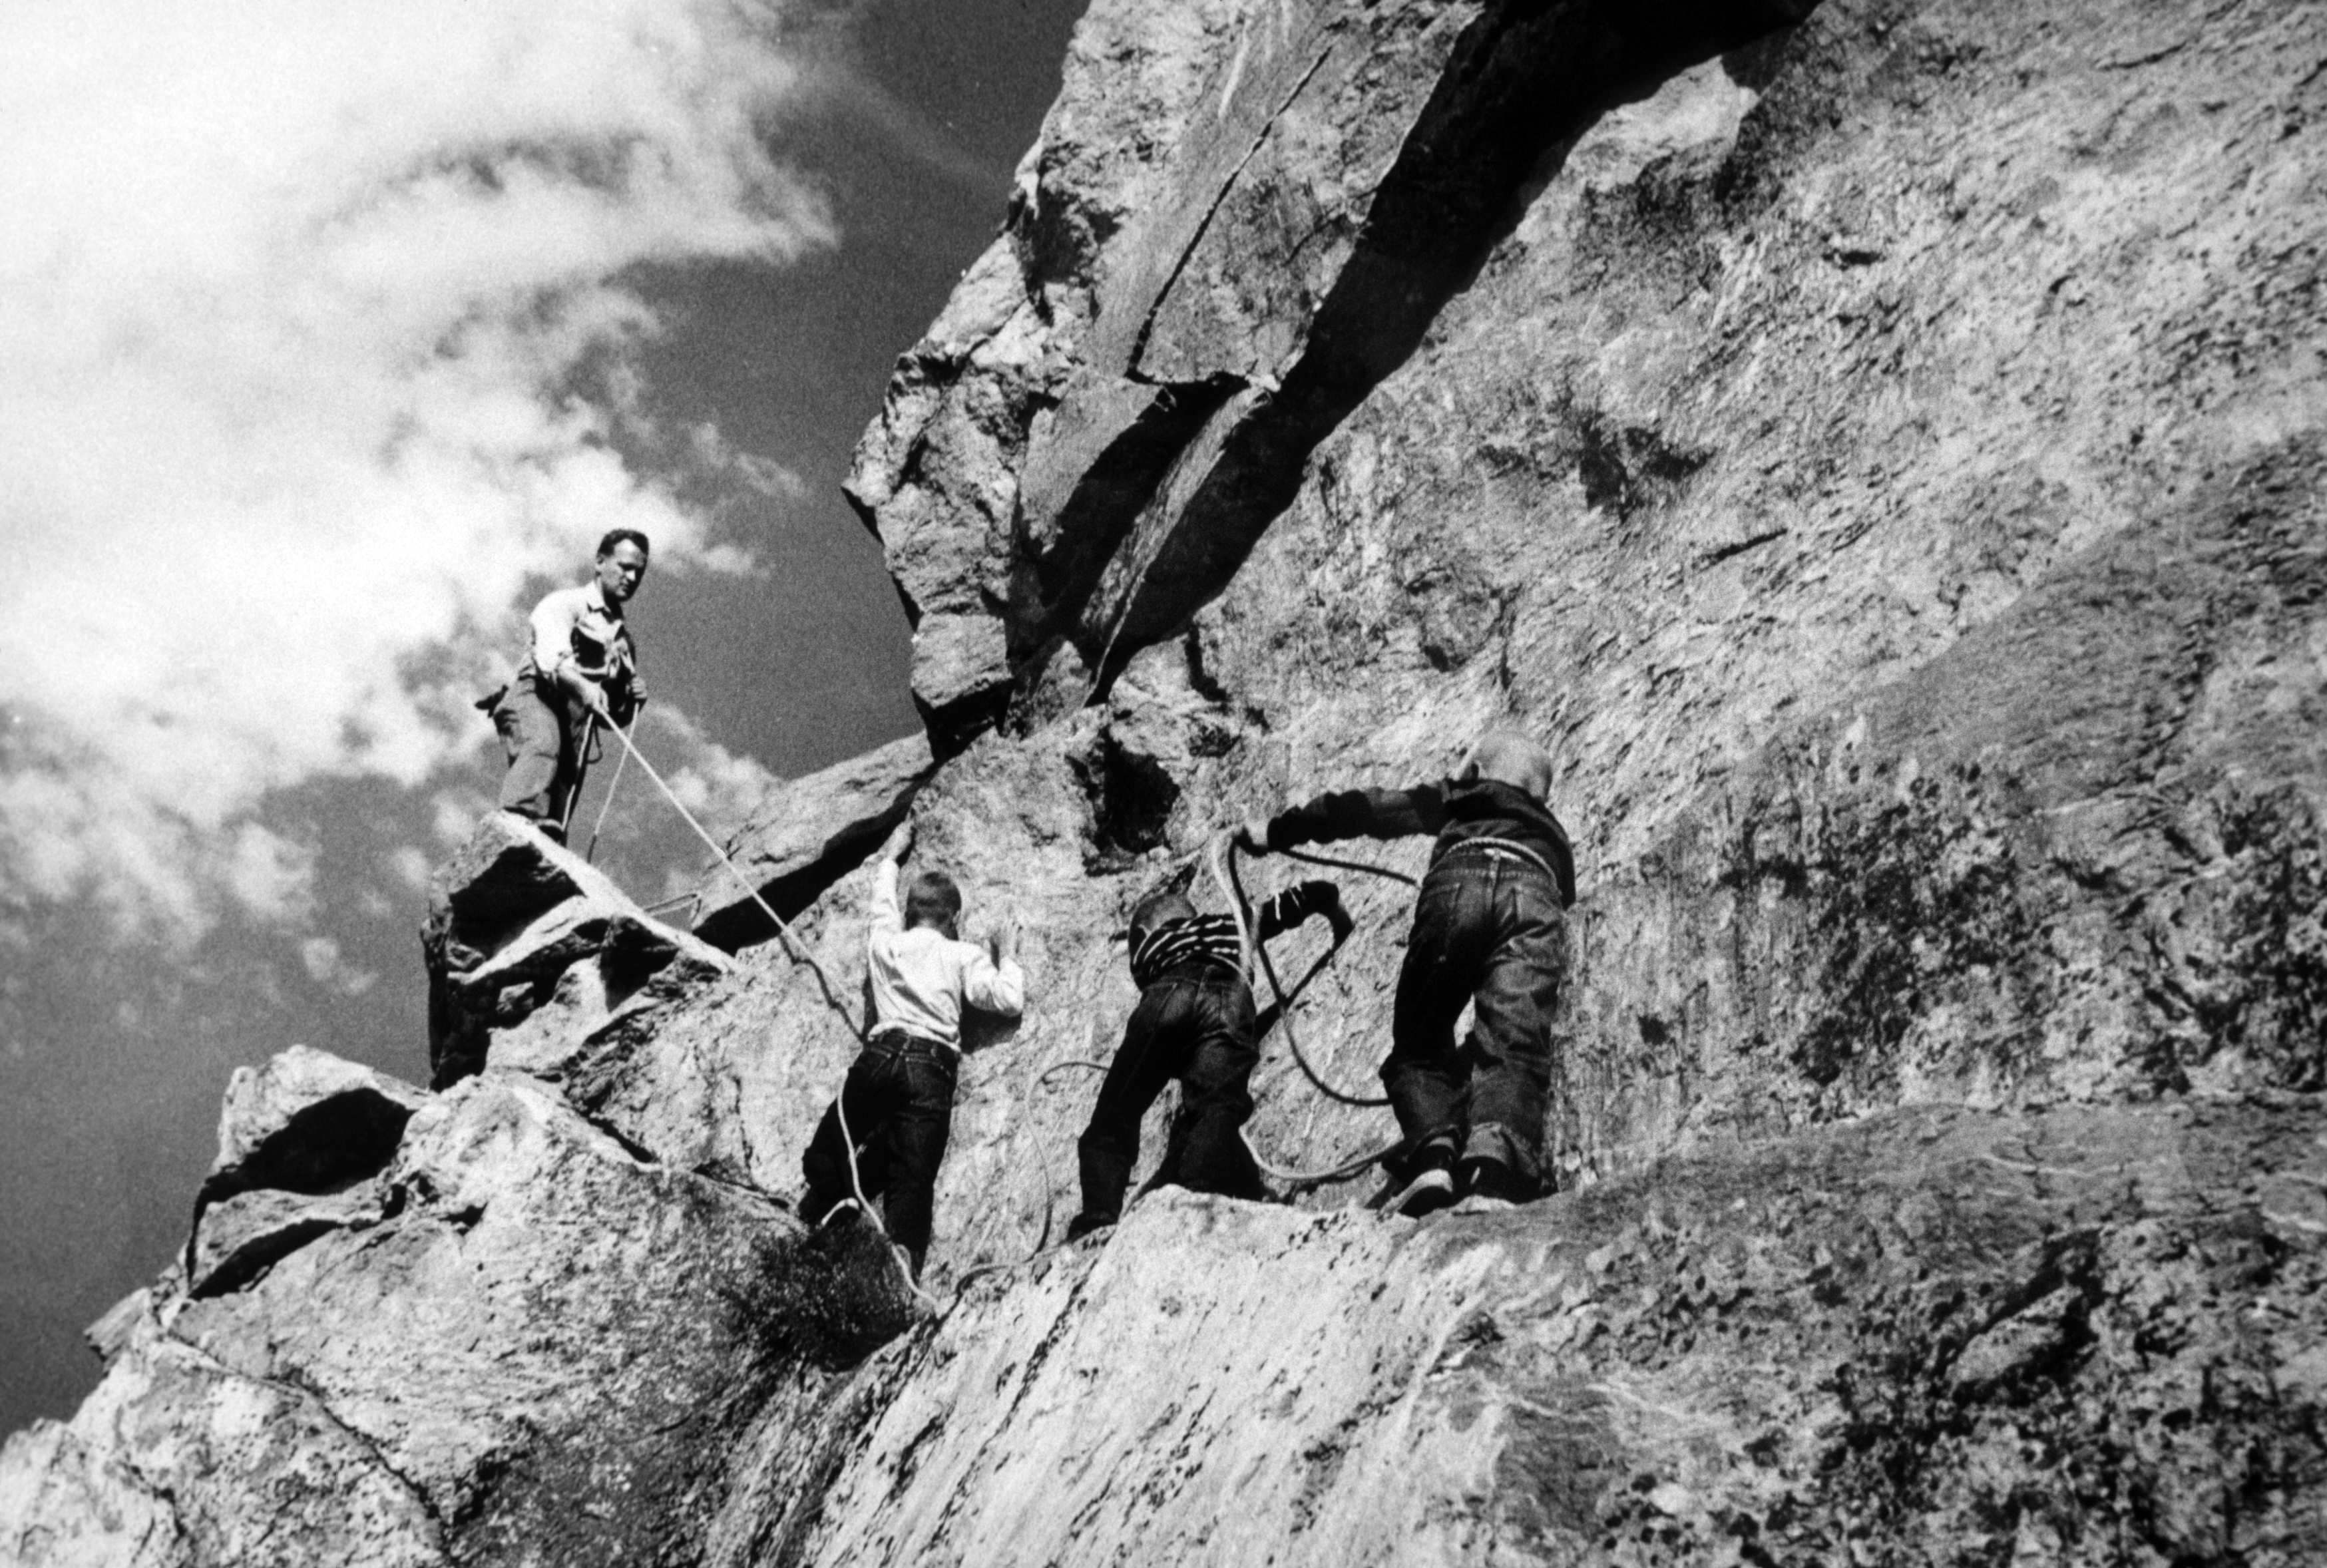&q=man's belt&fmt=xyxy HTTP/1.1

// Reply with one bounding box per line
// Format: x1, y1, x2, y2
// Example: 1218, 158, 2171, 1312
1442, 835, 1562, 883
867, 1026, 958, 1060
